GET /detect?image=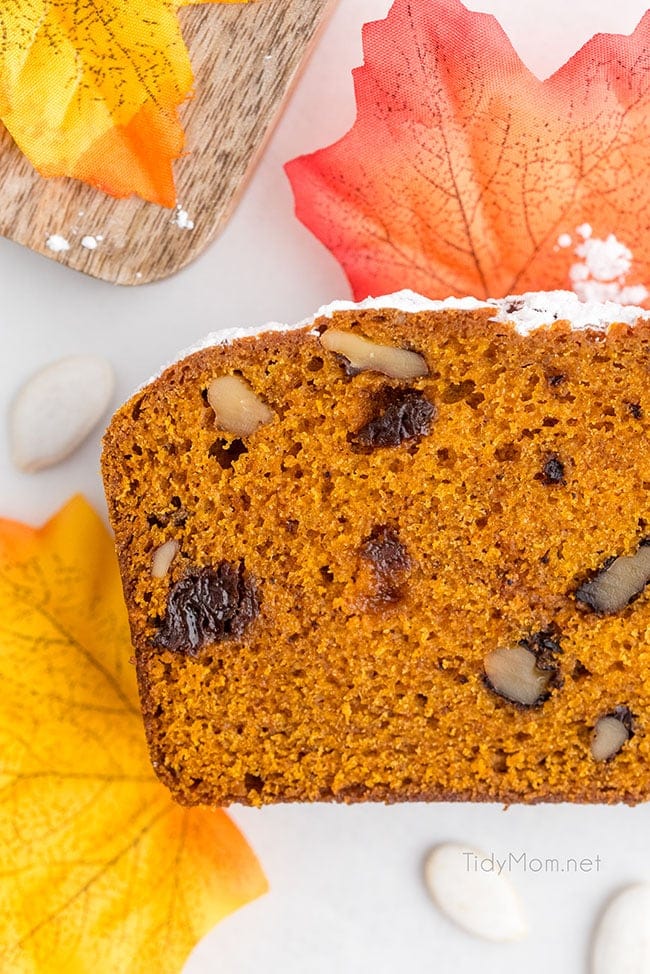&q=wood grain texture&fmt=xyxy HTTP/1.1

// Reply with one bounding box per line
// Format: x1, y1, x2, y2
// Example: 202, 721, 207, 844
0, 0, 335, 285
